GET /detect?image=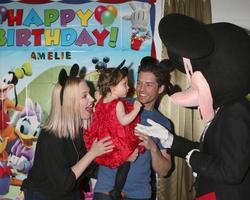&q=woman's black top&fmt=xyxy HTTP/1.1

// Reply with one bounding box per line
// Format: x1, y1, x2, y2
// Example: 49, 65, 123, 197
21, 129, 98, 200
